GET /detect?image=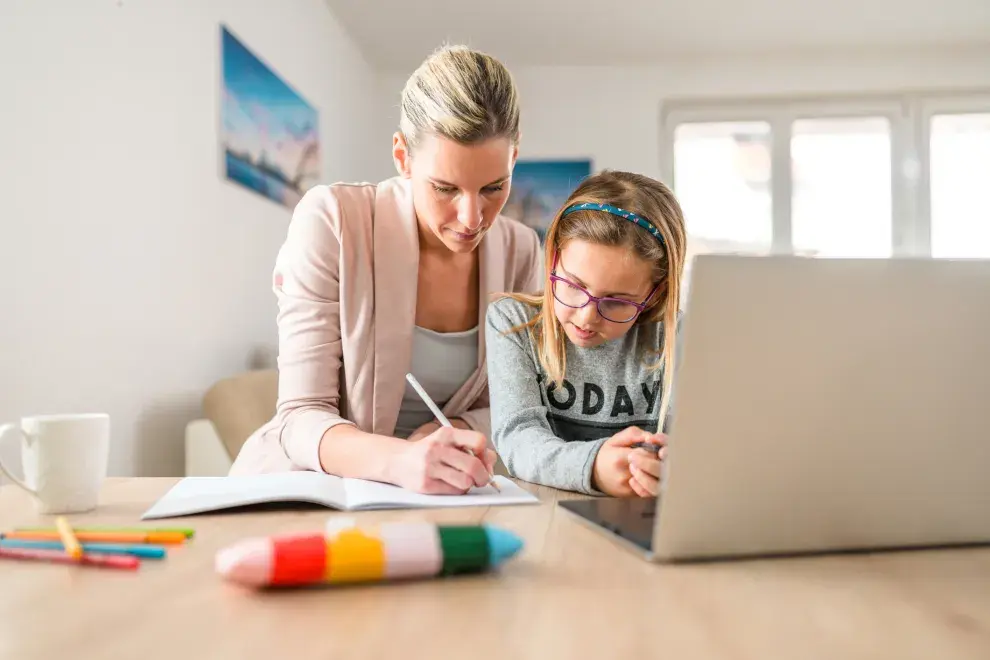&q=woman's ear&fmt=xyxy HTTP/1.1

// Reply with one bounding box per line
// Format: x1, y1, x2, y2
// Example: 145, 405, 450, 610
392, 132, 412, 178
